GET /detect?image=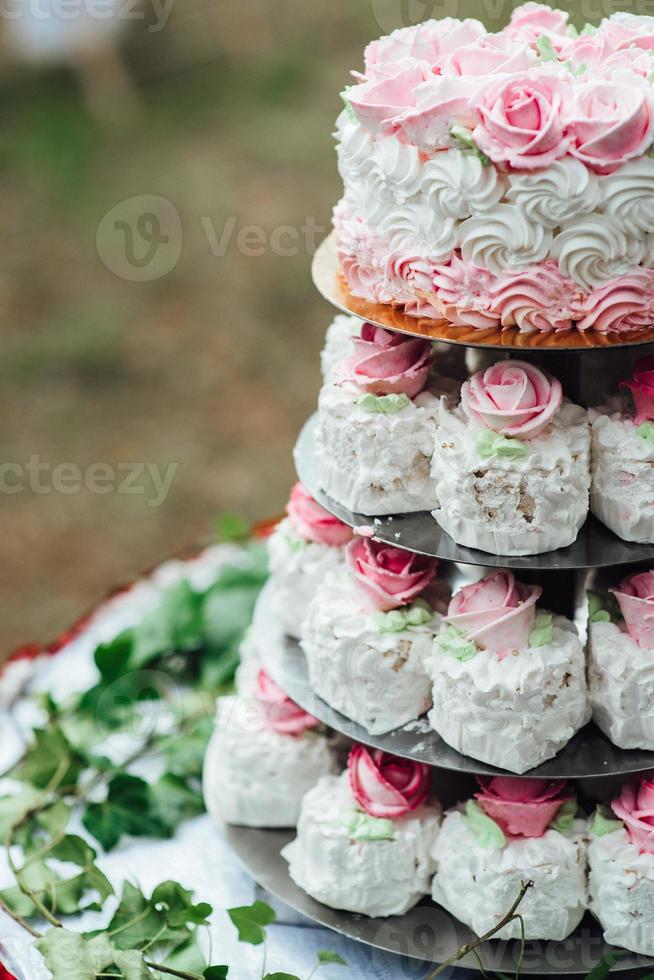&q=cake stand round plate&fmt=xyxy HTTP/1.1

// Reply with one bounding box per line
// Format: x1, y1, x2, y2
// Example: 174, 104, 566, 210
313, 232, 654, 351
221, 821, 649, 974
295, 414, 654, 571
254, 581, 654, 780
